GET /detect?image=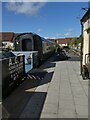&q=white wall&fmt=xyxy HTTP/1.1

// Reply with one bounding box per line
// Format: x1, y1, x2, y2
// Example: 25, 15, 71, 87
3, 42, 14, 50
82, 19, 90, 65
59, 43, 67, 47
